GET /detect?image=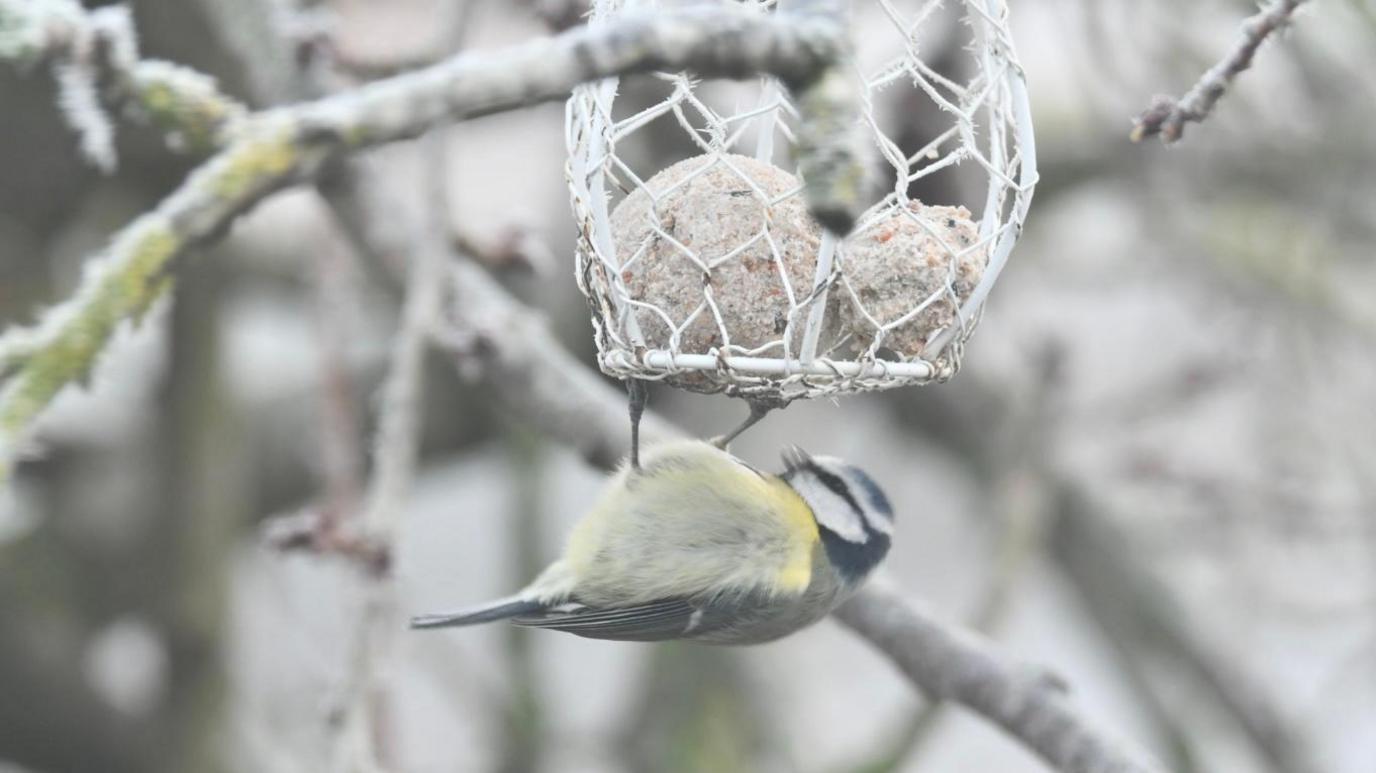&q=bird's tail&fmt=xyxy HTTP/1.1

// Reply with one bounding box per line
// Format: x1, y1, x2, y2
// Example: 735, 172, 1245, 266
411, 561, 577, 630
410, 595, 548, 629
